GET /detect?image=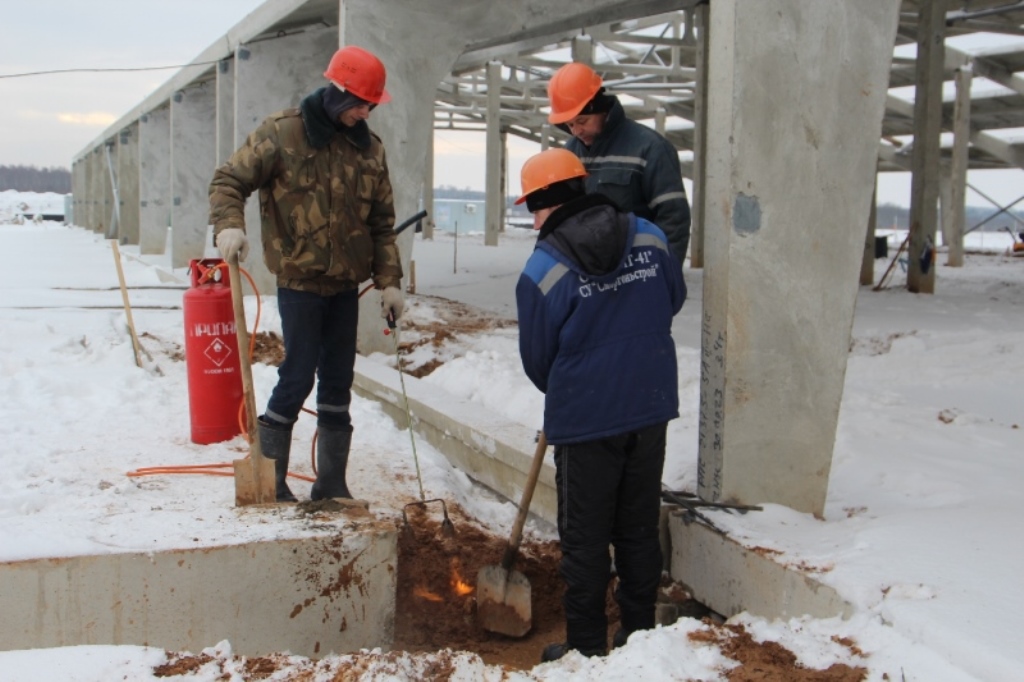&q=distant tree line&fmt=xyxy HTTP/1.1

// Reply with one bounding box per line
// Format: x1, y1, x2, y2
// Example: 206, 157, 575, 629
877, 202, 1024, 233
0, 165, 71, 193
